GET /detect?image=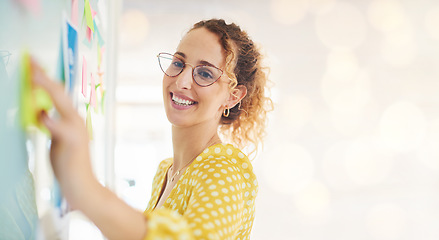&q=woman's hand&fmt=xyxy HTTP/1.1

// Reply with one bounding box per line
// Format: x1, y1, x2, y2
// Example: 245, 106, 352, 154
31, 58, 148, 239
30, 58, 94, 208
